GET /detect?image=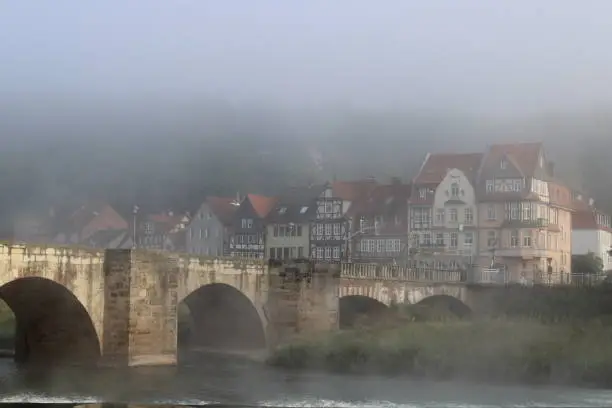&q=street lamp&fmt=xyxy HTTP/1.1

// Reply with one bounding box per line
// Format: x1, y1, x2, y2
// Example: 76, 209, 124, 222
132, 205, 139, 249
